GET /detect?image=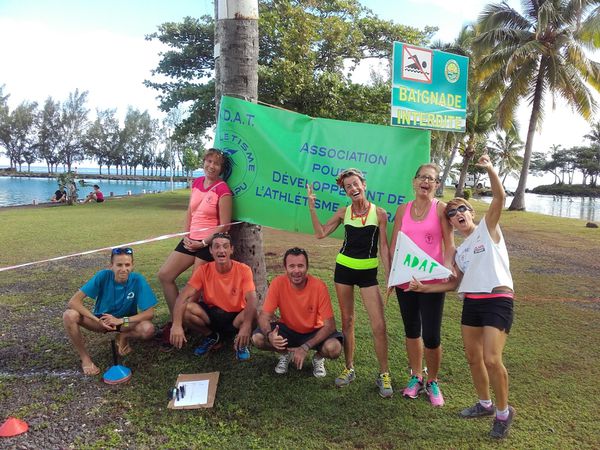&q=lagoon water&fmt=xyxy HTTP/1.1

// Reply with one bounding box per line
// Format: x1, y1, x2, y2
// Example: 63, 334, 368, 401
1, 169, 598, 221
478, 192, 598, 222
0, 176, 188, 207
